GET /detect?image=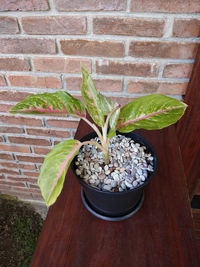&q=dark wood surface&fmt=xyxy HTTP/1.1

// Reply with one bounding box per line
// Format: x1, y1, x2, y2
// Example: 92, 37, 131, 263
176, 44, 200, 199
31, 120, 199, 267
